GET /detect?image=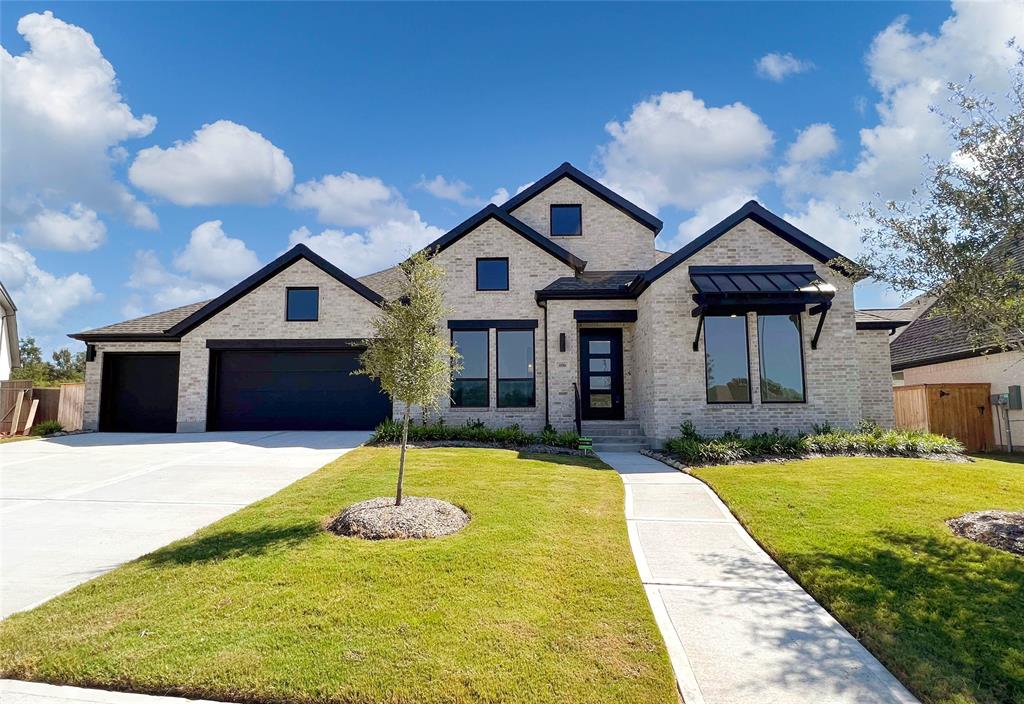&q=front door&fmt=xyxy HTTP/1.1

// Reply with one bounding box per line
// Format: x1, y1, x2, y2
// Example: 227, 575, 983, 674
579, 329, 624, 420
